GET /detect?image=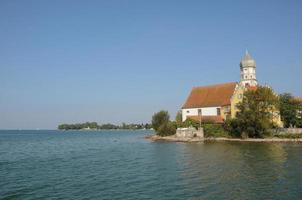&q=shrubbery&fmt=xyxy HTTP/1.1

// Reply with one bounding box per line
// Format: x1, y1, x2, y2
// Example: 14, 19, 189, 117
157, 121, 176, 136
279, 93, 302, 128
203, 123, 229, 138
152, 110, 176, 136
178, 118, 228, 138
223, 118, 242, 138
179, 118, 199, 129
